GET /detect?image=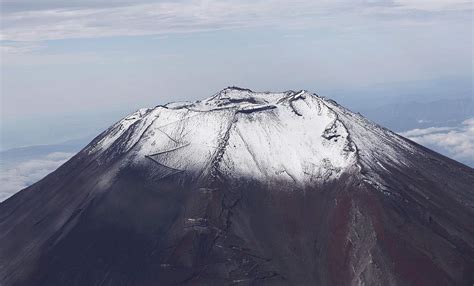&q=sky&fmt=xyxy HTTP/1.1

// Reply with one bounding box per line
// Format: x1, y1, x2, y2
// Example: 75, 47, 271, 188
0, 1, 472, 143
0, 0, 473, 200
1, 0, 472, 148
